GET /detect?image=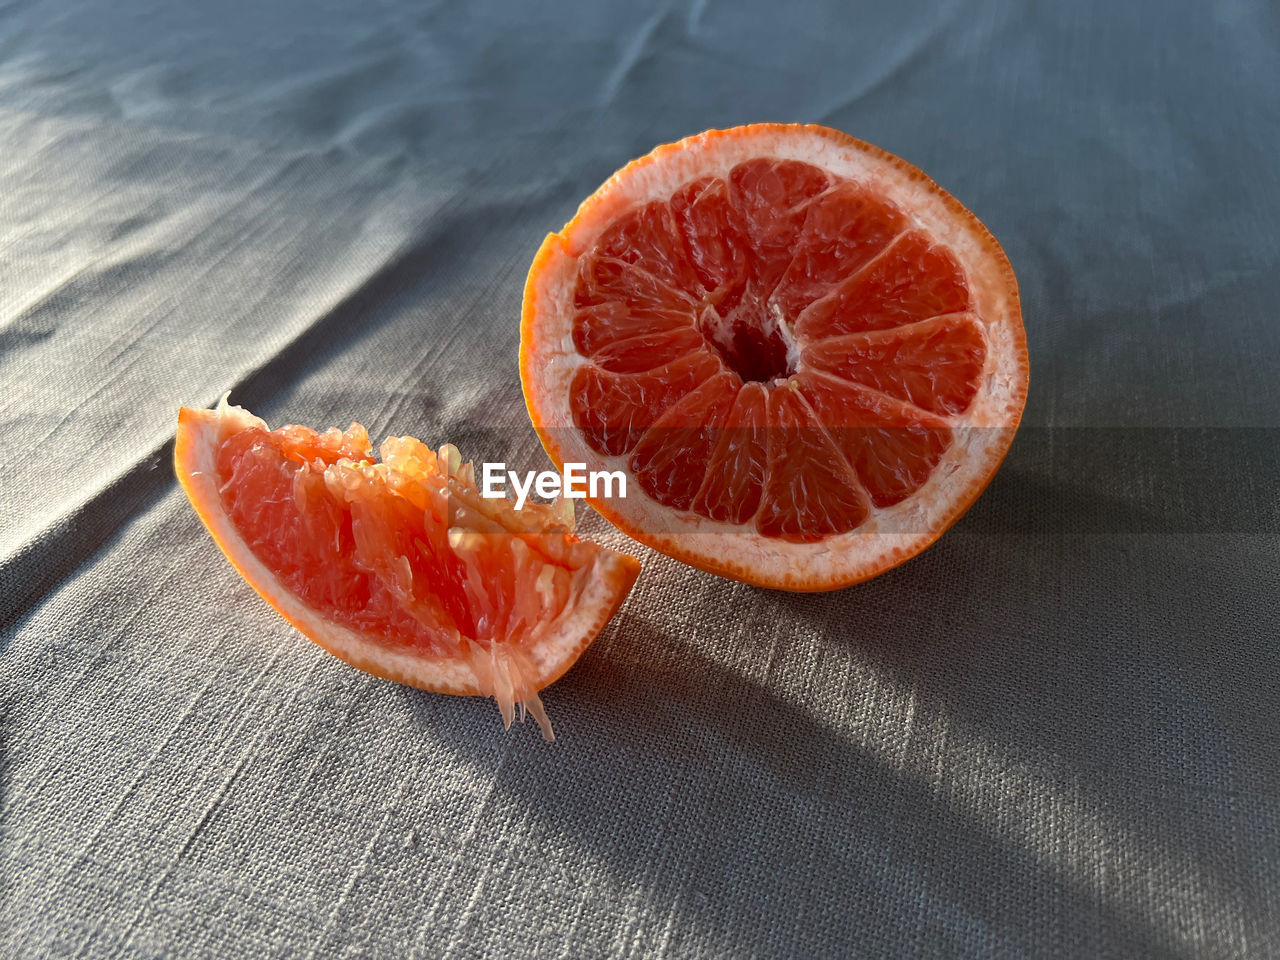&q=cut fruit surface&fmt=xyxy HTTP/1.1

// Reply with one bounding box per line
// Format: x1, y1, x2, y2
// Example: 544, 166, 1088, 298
521, 124, 1028, 591
175, 398, 640, 739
